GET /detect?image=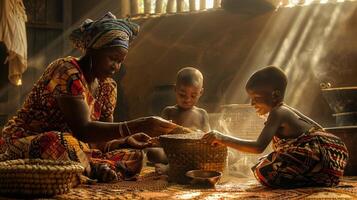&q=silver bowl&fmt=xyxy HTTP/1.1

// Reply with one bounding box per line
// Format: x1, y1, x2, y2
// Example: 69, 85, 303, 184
185, 170, 222, 187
